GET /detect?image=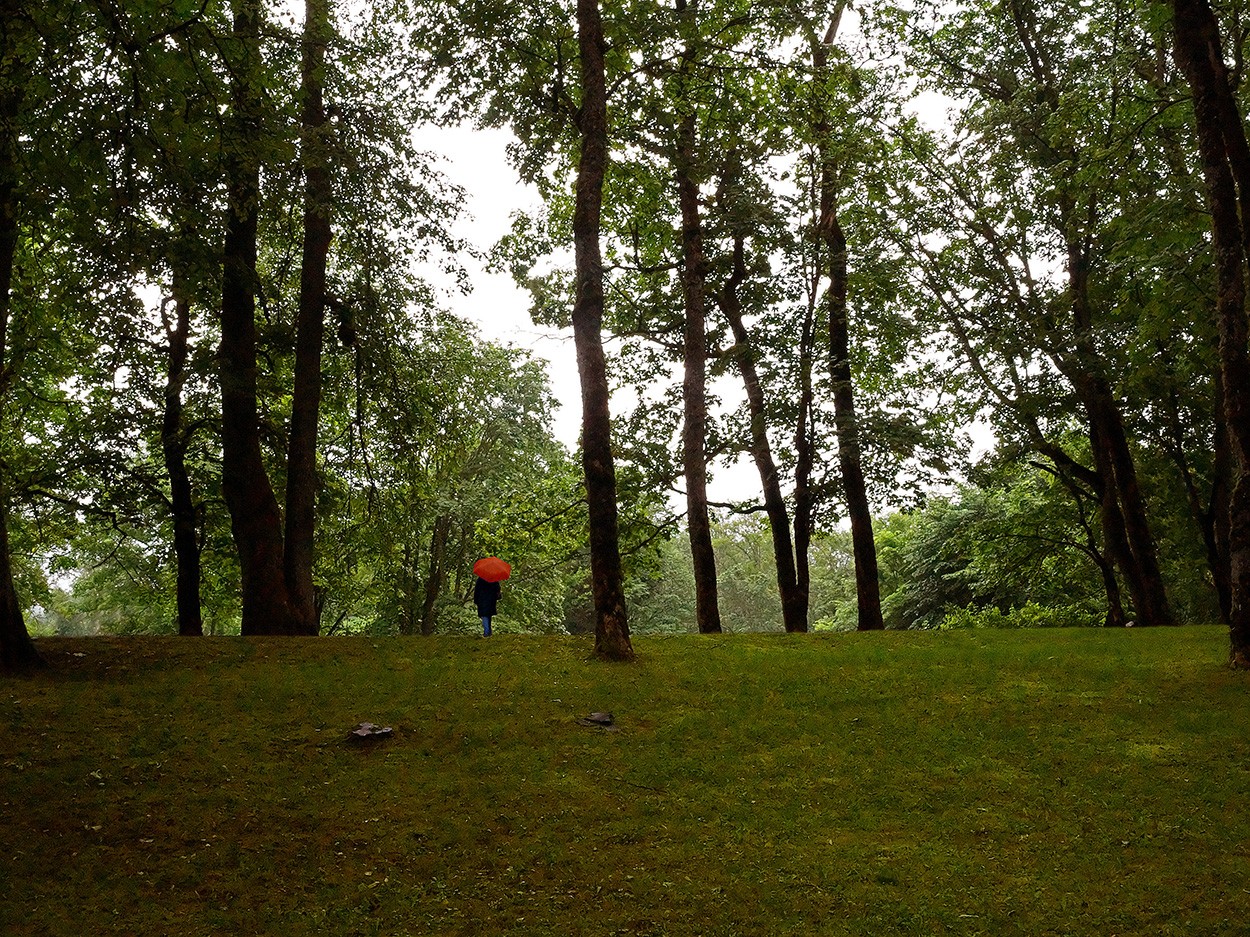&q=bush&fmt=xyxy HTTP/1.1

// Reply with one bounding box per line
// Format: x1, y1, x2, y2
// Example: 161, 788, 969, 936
939, 602, 1102, 630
